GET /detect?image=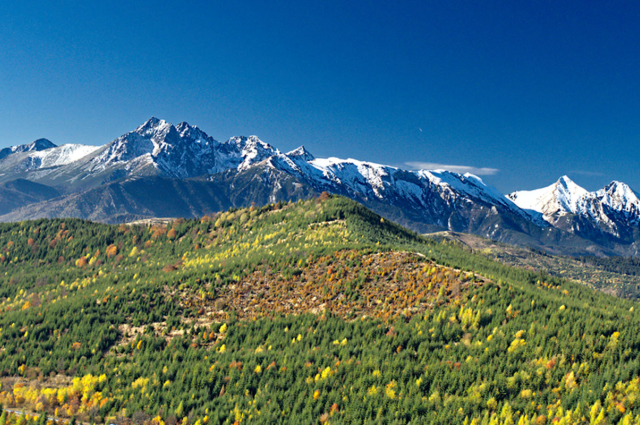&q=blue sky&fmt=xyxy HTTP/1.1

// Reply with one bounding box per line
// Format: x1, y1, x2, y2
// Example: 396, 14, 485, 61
1, 1, 639, 193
